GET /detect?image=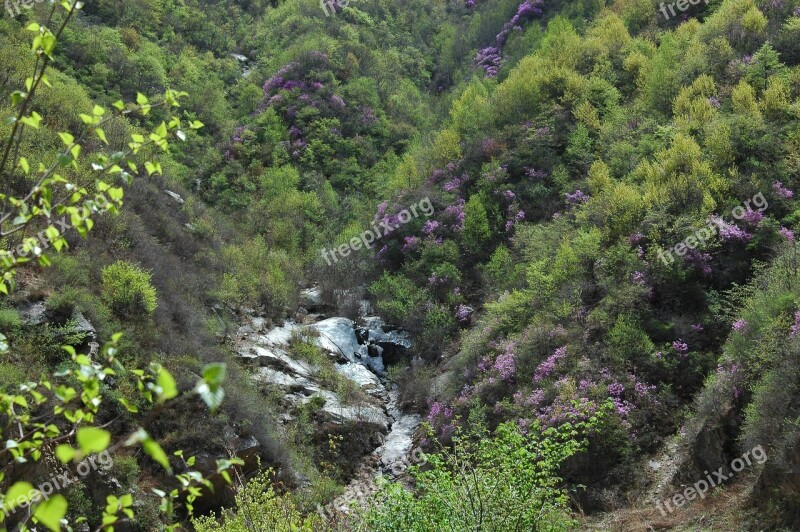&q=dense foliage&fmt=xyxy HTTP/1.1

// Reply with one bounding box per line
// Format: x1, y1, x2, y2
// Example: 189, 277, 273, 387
3, 0, 800, 529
